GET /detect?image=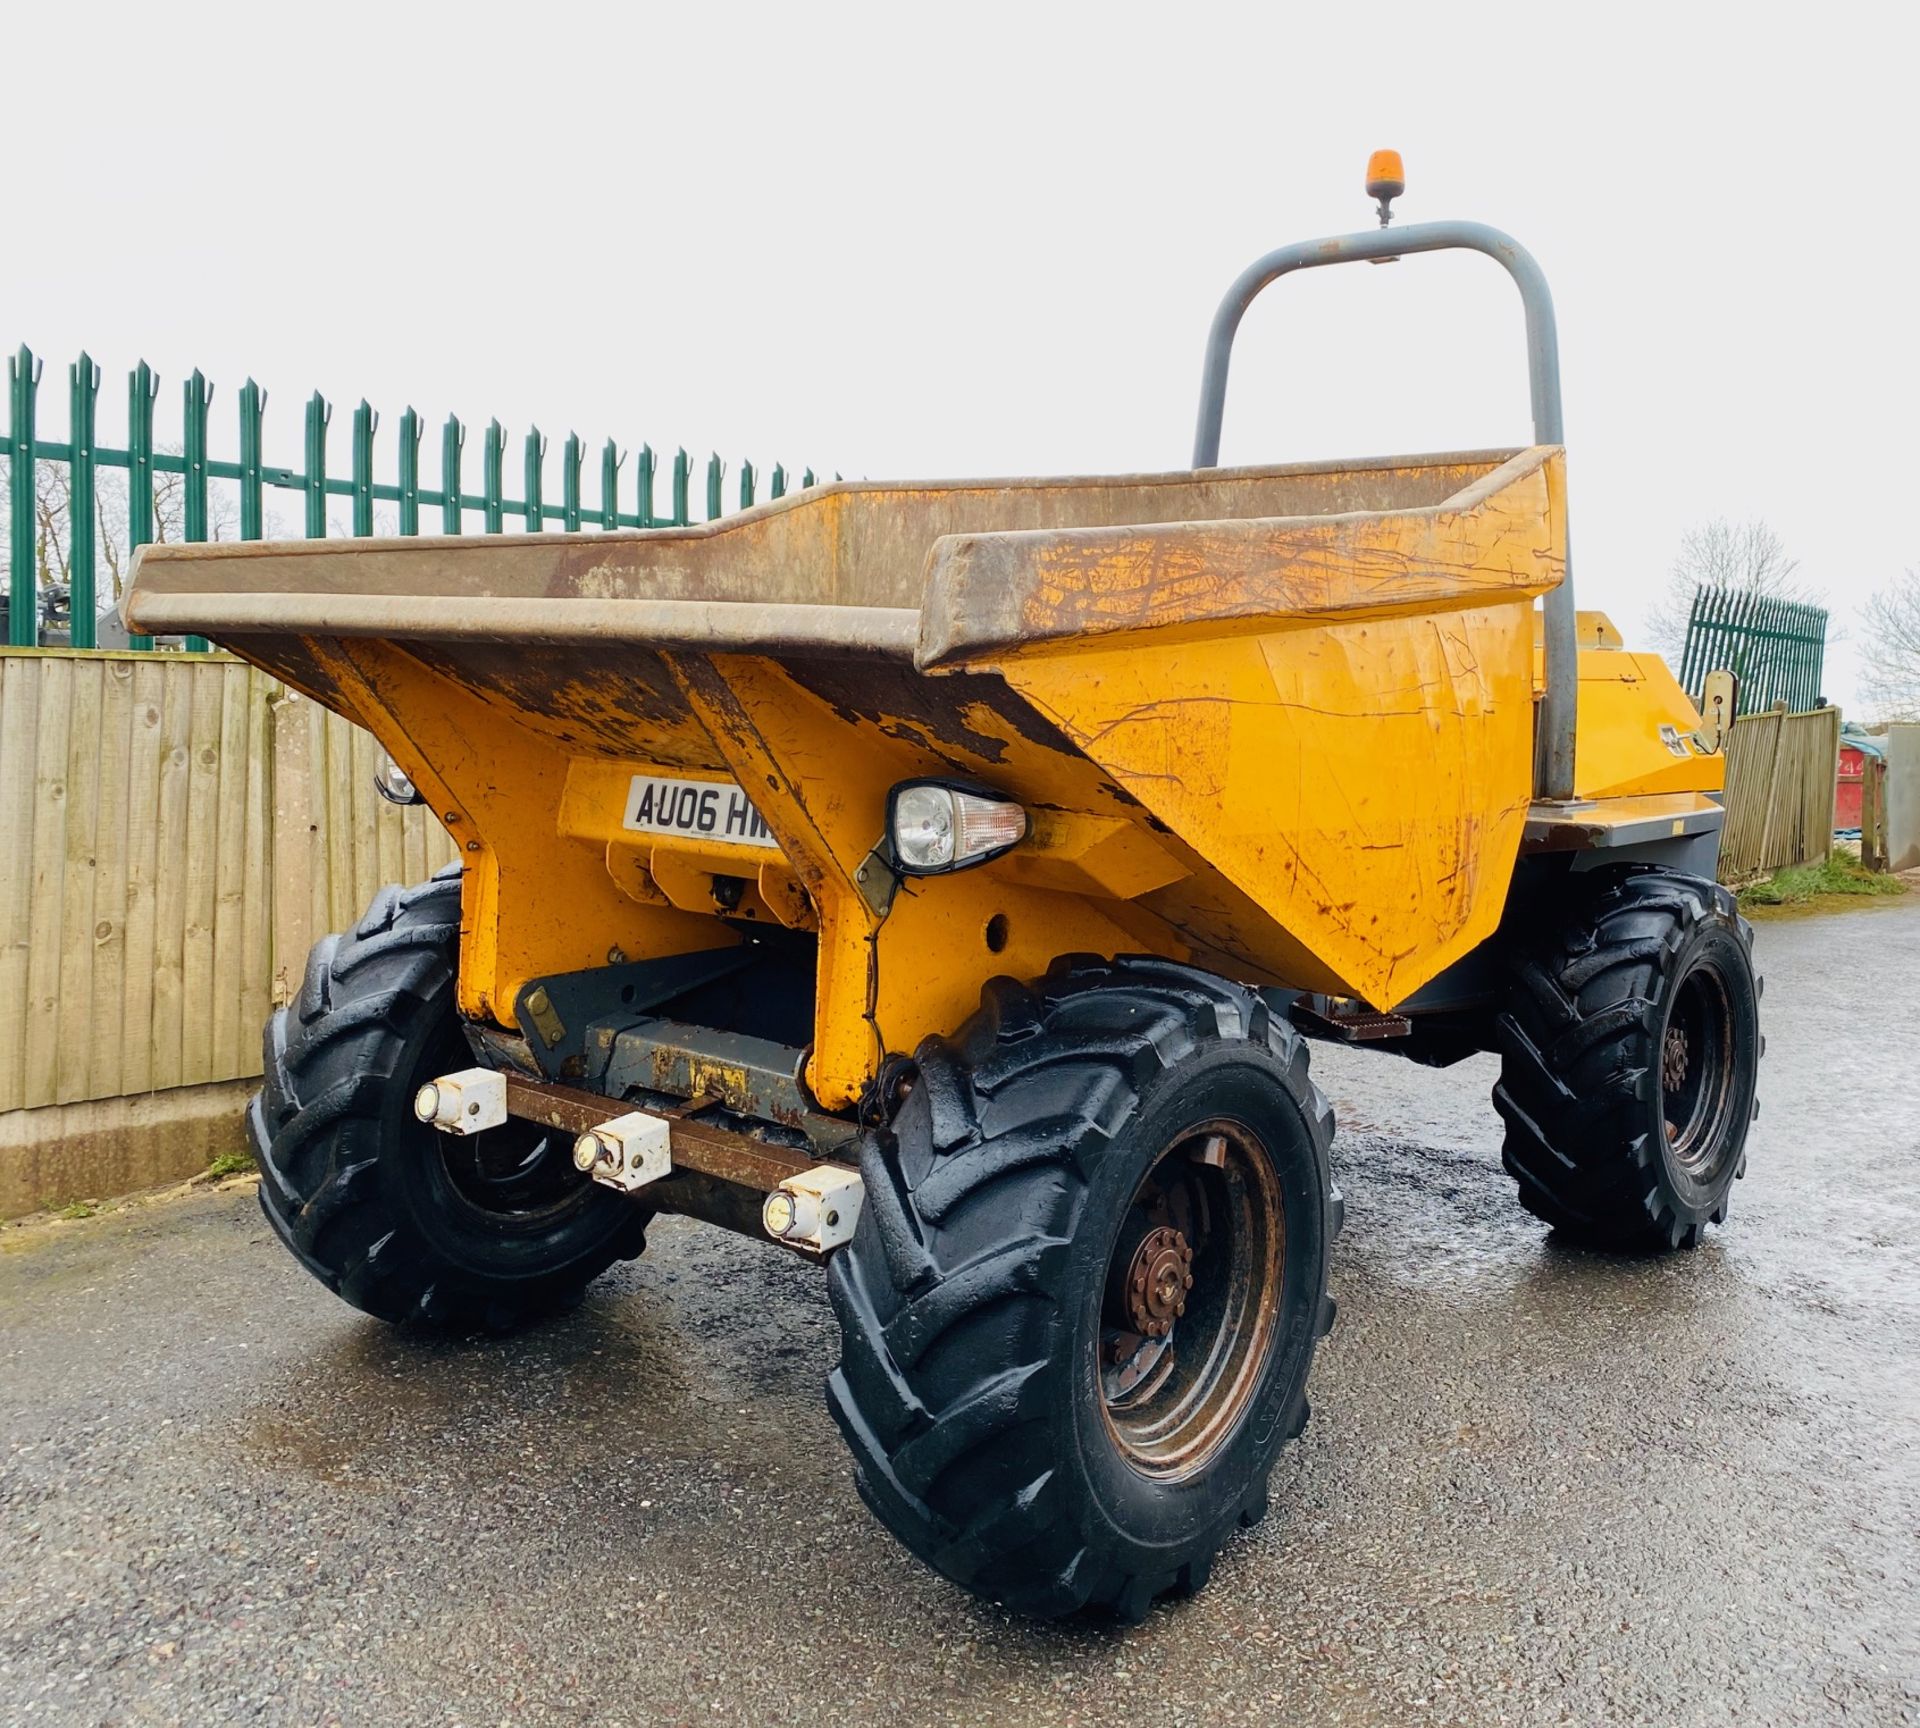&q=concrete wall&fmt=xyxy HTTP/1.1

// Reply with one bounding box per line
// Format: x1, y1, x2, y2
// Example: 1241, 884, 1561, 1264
0, 1079, 251, 1218
1886, 723, 1920, 874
